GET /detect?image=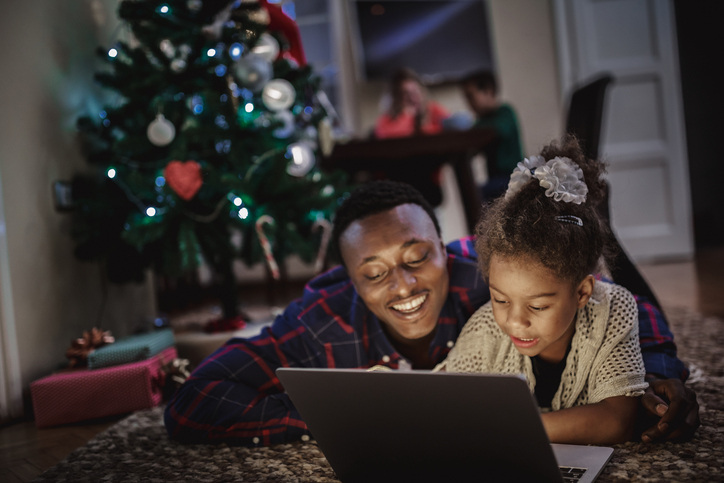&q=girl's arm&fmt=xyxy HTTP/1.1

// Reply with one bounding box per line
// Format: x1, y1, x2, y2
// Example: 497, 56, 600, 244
541, 395, 640, 445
